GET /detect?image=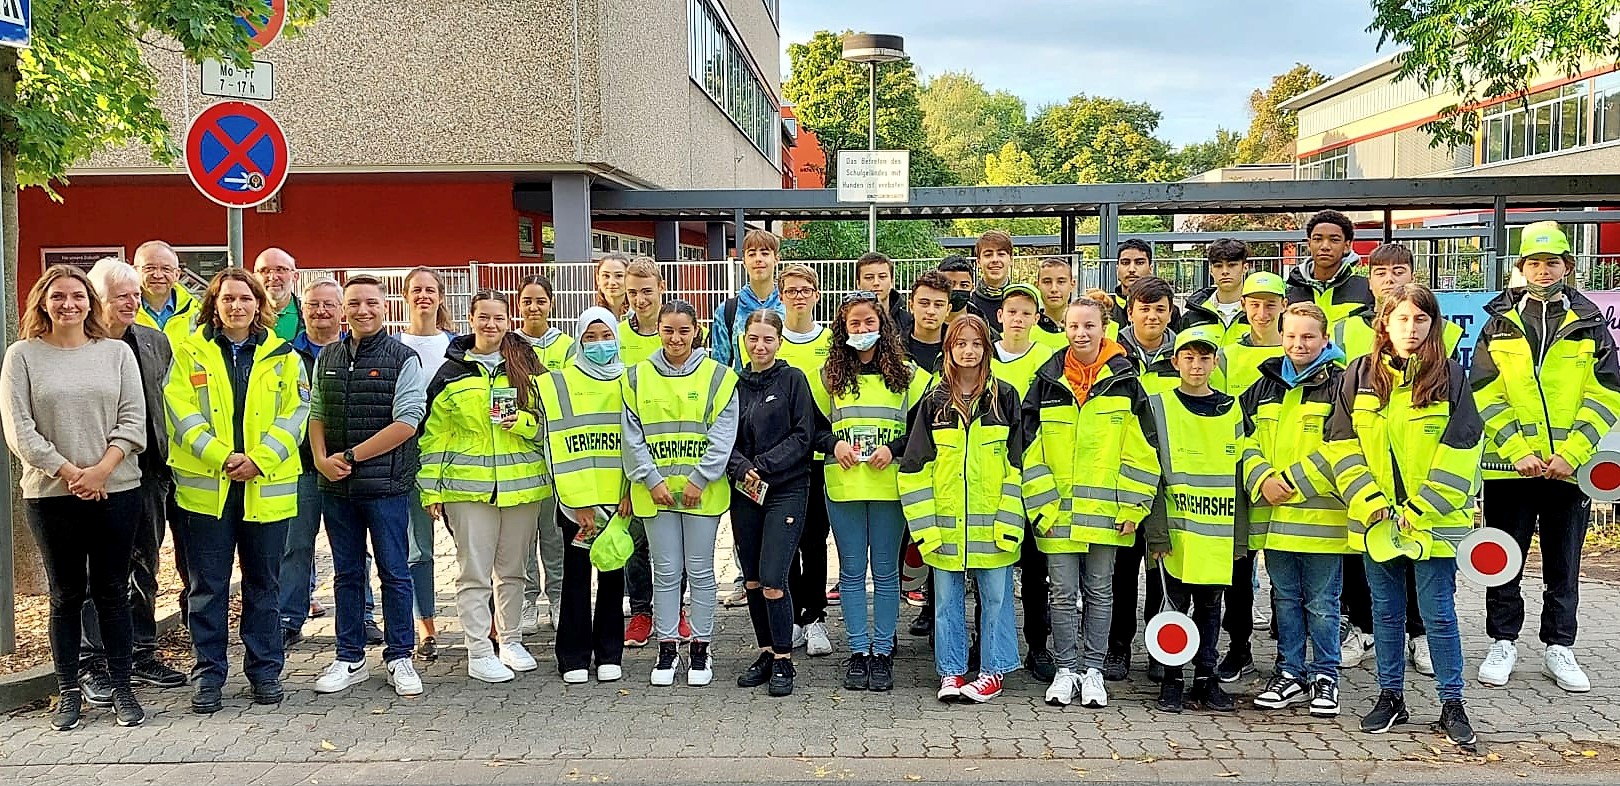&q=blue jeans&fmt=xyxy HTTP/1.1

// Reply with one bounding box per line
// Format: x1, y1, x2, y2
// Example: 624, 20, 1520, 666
185, 488, 287, 688
325, 493, 416, 663
279, 472, 324, 633
1364, 555, 1465, 701
933, 566, 1018, 677
1267, 550, 1343, 682
826, 499, 904, 656
407, 487, 436, 621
